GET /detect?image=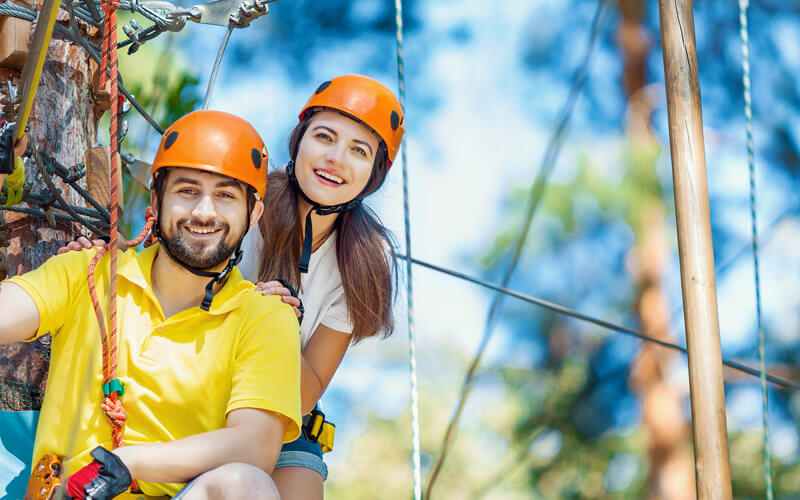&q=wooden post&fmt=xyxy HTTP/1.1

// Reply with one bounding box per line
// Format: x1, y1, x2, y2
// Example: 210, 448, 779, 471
0, 16, 31, 70
657, 0, 733, 498
85, 146, 124, 212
